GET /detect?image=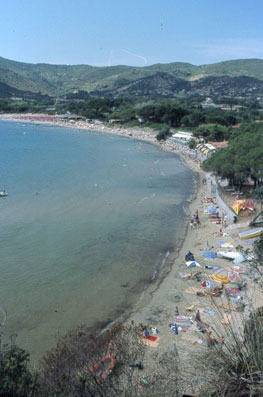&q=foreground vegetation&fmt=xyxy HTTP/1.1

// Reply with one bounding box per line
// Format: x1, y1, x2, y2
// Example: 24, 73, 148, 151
1, 304, 263, 396
0, 323, 180, 396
